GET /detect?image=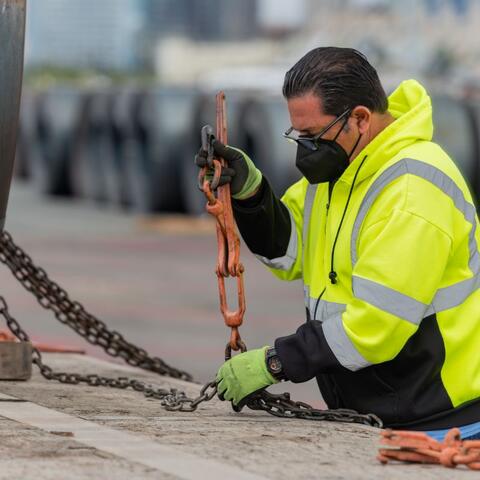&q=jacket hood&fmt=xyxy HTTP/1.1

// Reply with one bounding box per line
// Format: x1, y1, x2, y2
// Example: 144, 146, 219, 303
341, 79, 434, 185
